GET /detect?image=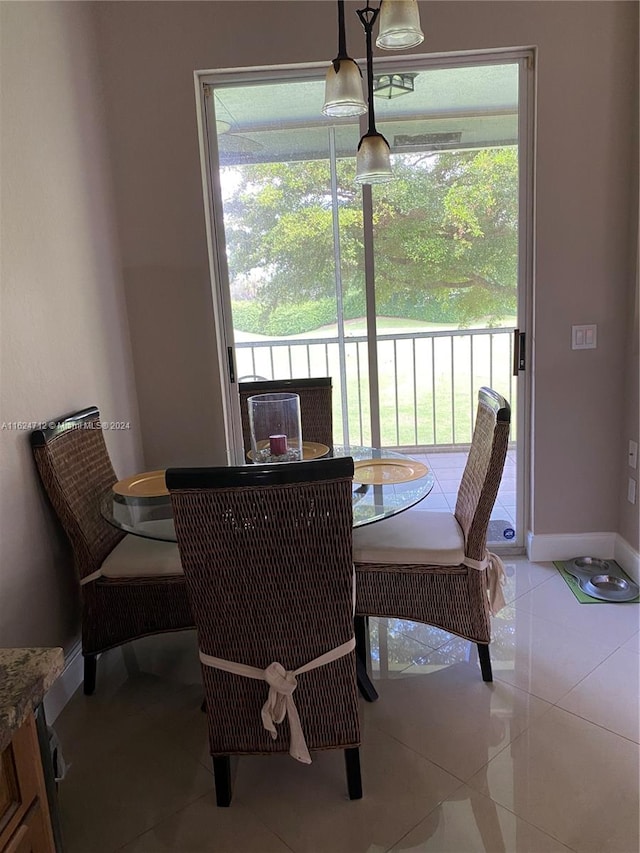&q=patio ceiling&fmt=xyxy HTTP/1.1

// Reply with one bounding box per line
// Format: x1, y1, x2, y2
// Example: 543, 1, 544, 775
210, 62, 519, 165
